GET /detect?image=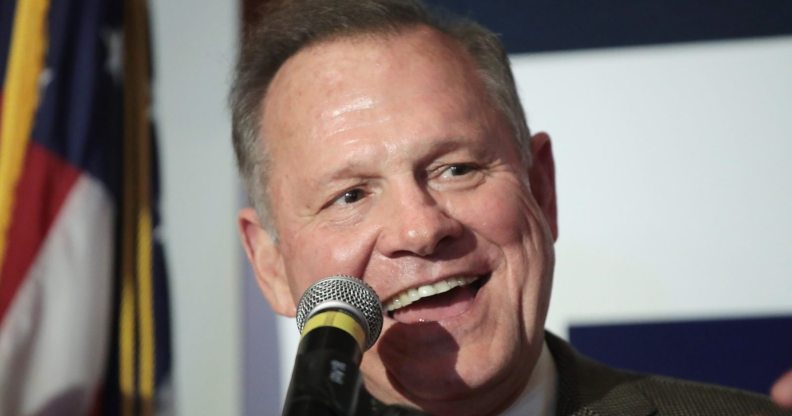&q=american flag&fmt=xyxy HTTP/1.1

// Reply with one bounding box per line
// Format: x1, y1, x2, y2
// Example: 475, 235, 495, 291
0, 0, 172, 414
